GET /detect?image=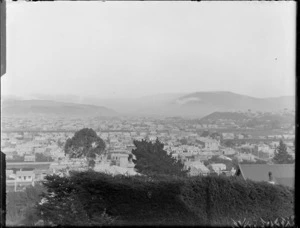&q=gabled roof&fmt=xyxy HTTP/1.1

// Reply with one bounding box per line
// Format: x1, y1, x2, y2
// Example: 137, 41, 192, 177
274, 177, 294, 188
16, 170, 35, 176
238, 164, 294, 188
